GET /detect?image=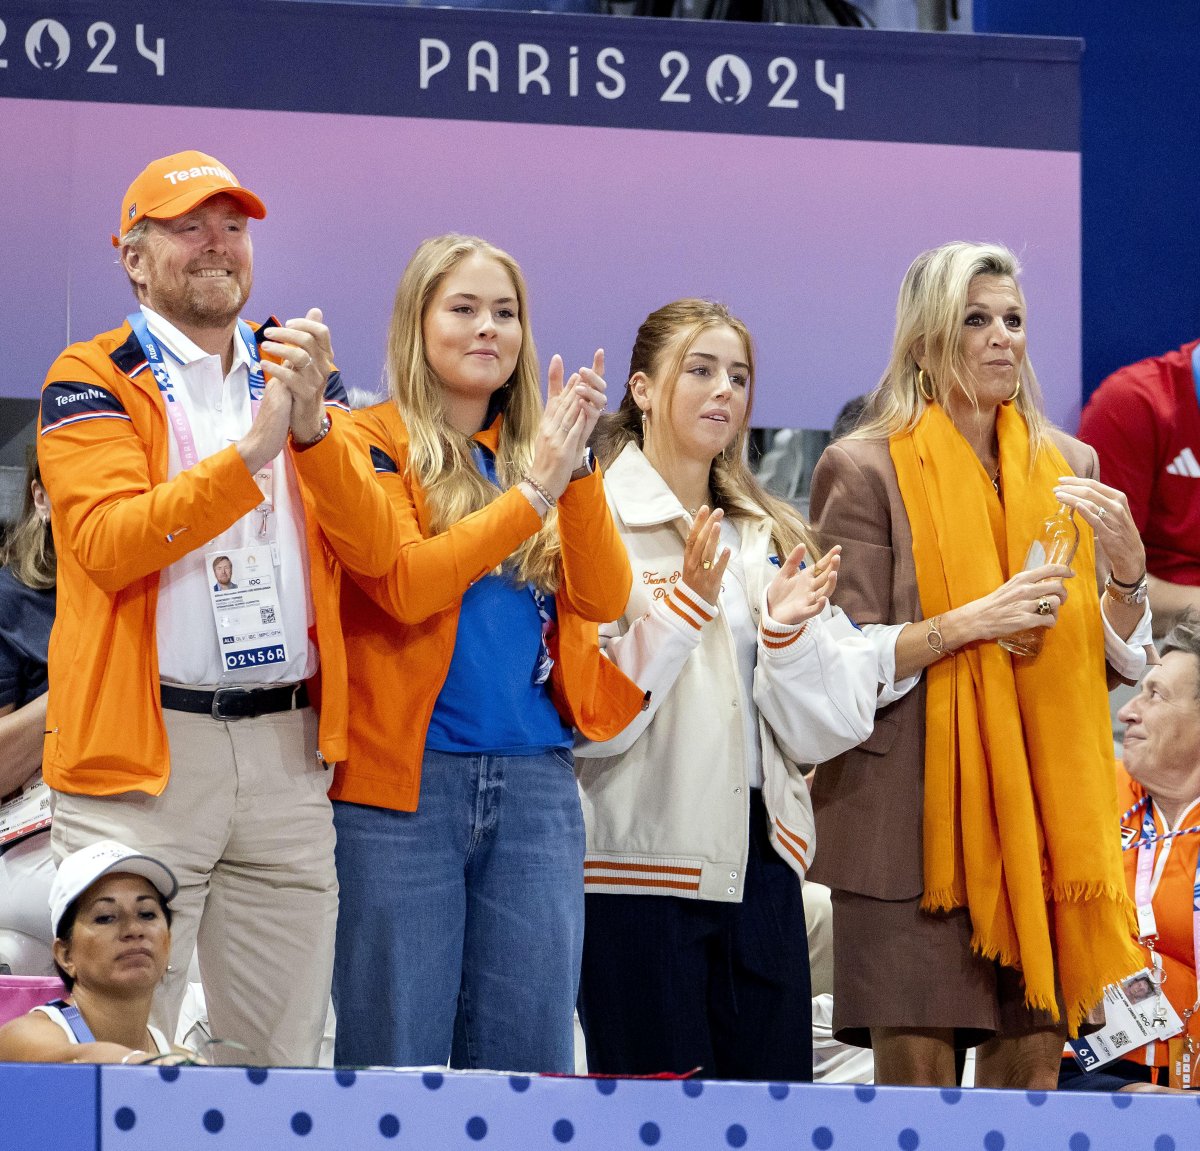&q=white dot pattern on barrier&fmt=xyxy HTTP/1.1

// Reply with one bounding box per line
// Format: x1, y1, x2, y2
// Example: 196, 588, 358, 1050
10, 1064, 1199, 1151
